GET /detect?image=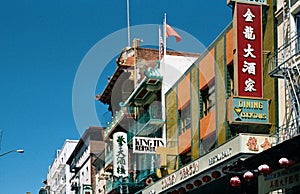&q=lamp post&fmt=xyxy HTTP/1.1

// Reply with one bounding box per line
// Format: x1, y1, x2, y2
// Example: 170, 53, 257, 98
0, 149, 24, 157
